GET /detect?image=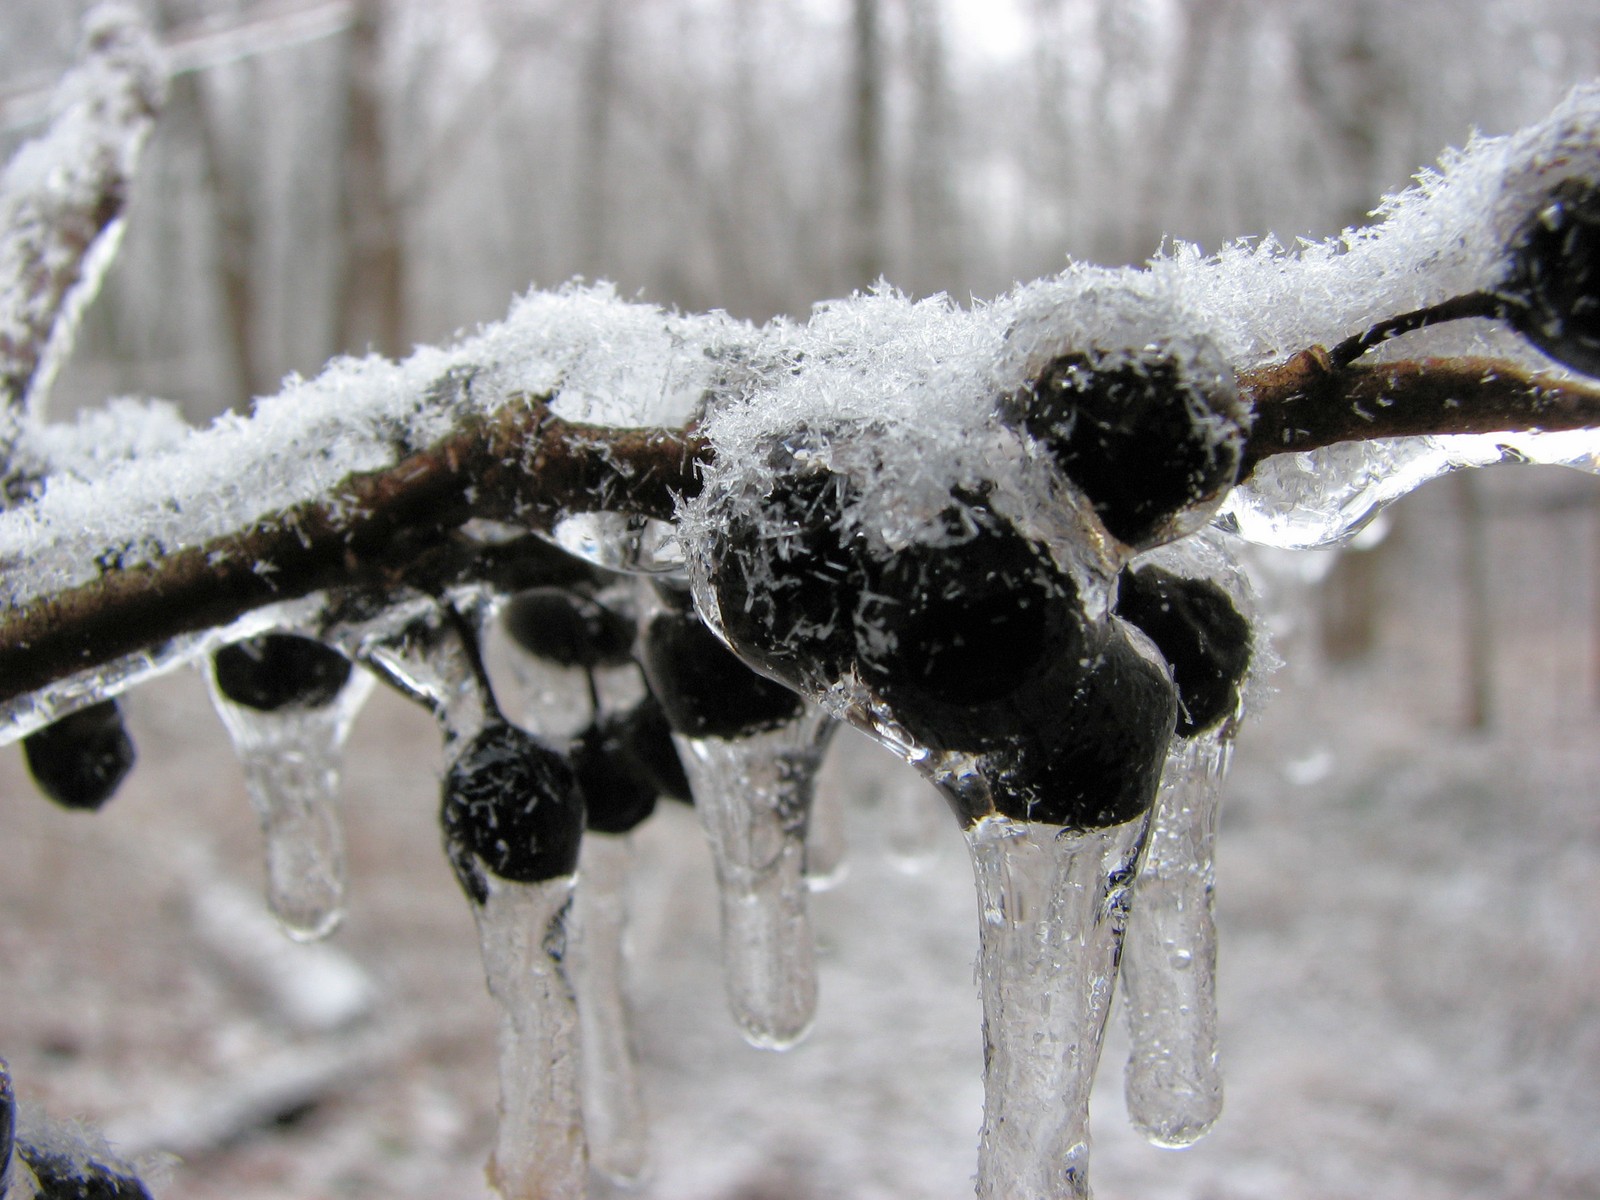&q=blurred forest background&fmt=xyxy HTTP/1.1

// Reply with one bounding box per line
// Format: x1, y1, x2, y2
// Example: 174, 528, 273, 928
2, 2, 1600, 1199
